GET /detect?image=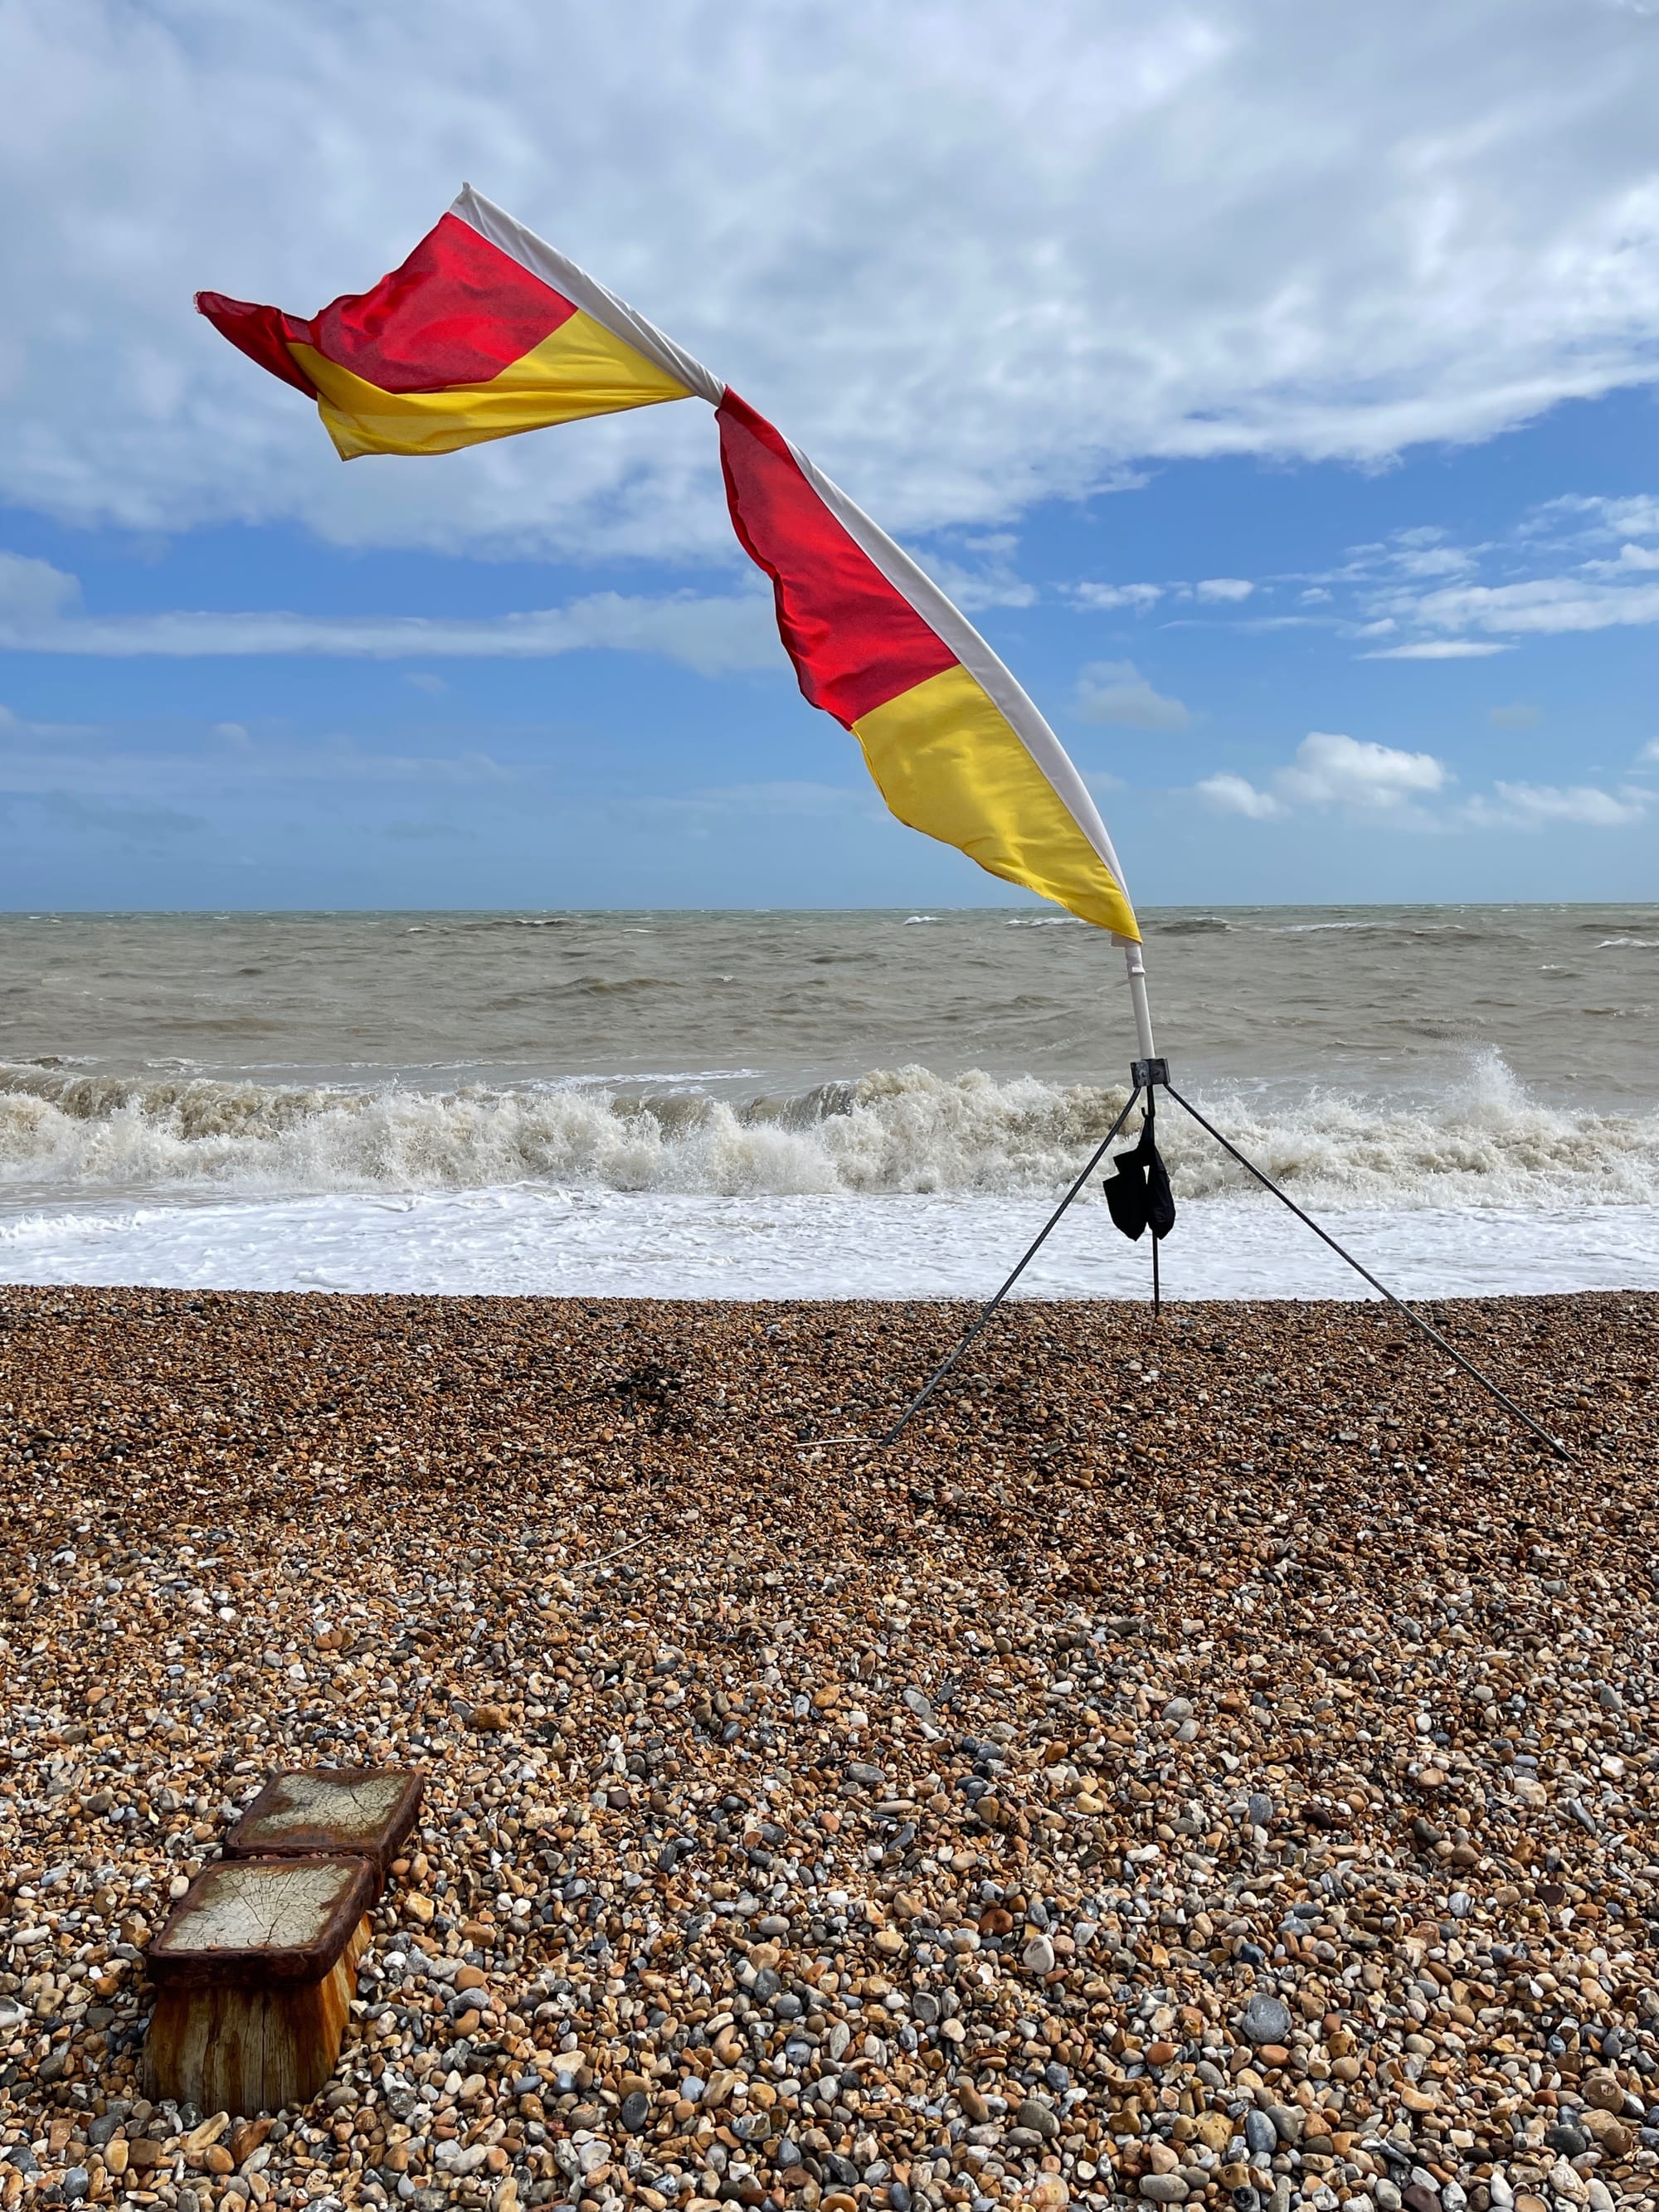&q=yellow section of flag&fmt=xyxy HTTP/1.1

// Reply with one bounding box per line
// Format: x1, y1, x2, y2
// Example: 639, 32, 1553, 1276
289, 314, 690, 461
852, 663, 1139, 939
